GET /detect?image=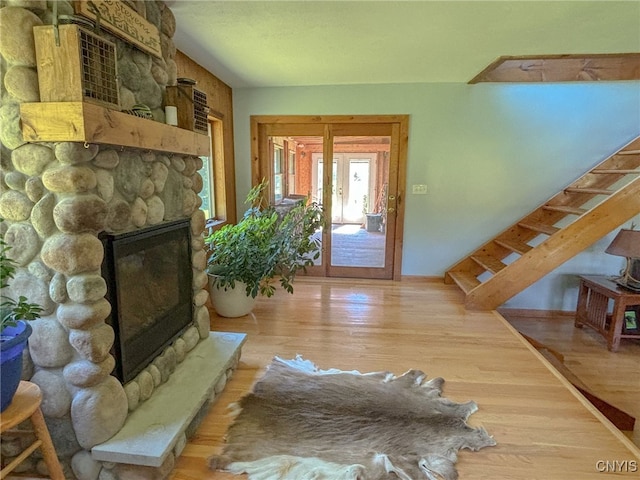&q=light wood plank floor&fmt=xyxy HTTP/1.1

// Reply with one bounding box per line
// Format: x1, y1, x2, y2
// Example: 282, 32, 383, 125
502, 310, 640, 446
171, 279, 640, 480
